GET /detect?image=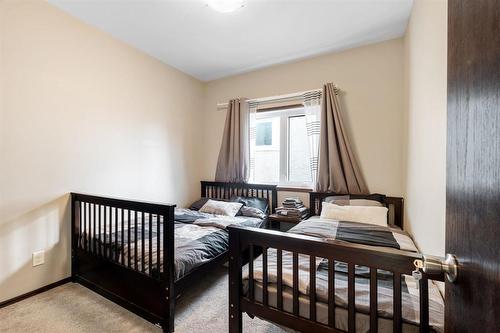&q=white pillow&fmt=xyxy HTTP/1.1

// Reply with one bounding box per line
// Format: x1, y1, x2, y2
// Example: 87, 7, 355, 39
320, 202, 388, 227
199, 199, 243, 217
